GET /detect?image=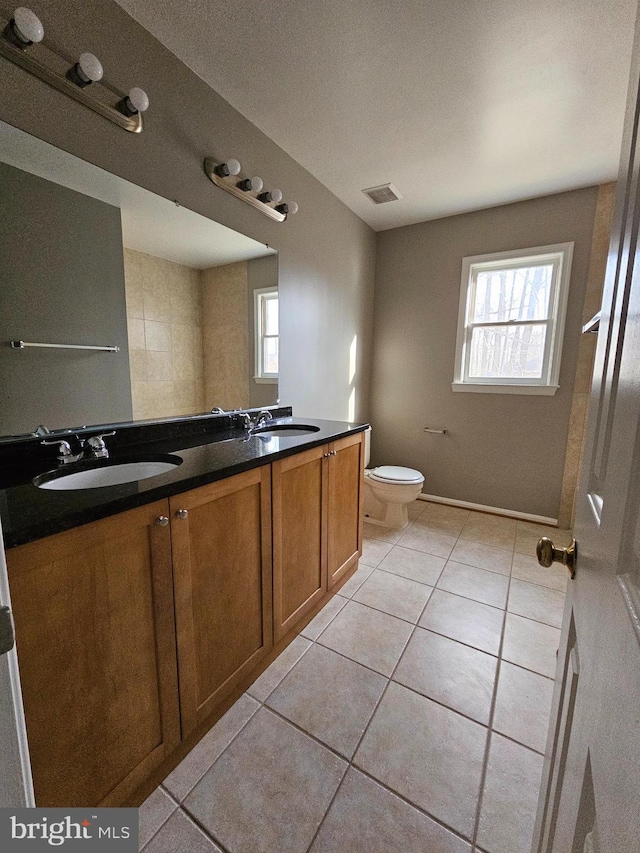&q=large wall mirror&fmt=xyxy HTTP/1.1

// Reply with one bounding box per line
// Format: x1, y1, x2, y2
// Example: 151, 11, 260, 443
0, 121, 278, 439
